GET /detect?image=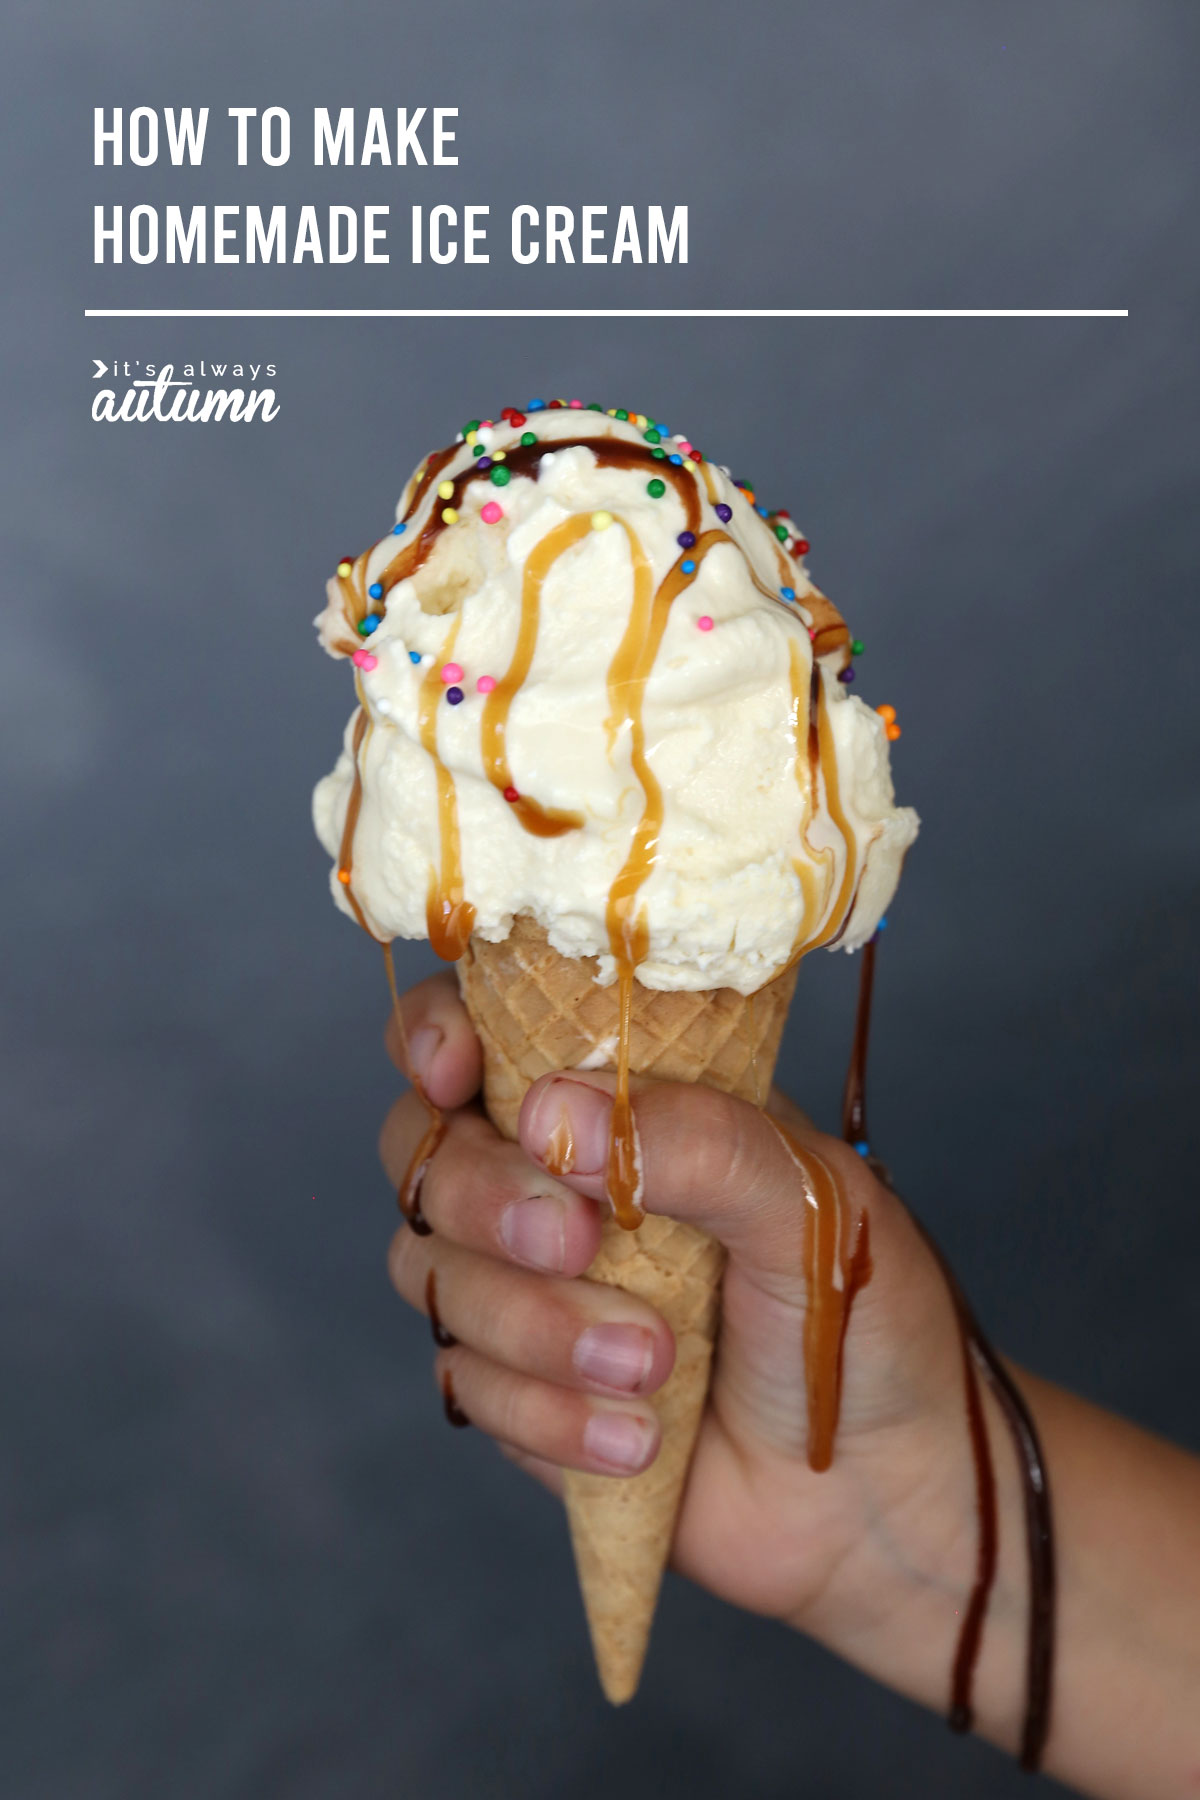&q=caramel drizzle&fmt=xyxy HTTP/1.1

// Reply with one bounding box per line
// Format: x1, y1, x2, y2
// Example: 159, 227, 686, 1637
336, 425, 852, 997
360, 435, 702, 627
770, 1122, 873, 1471
542, 1109, 577, 1177
480, 514, 590, 837
786, 640, 835, 955
602, 527, 734, 1229
799, 666, 862, 954
417, 616, 476, 962
335, 703, 374, 935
